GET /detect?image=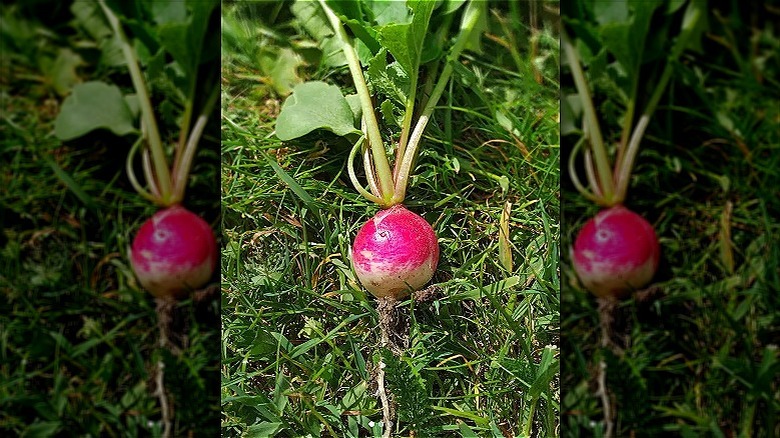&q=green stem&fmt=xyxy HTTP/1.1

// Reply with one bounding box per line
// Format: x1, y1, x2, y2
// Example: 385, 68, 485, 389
394, 76, 418, 179
393, 1, 482, 205
613, 5, 703, 201
347, 136, 384, 205
171, 84, 219, 203
568, 137, 601, 204
98, 0, 172, 204
125, 137, 157, 203
360, 117, 382, 198
319, 0, 394, 203
562, 28, 613, 204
